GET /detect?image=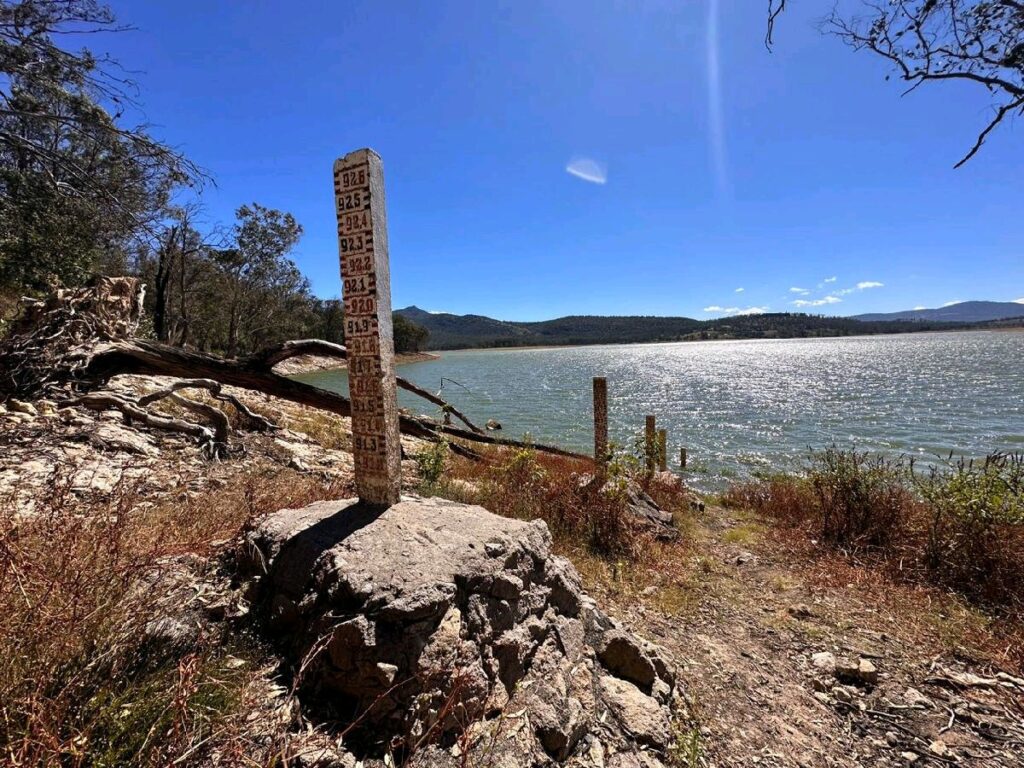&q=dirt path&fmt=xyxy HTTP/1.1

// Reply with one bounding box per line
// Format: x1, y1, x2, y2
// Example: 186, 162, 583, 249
591, 505, 1024, 767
